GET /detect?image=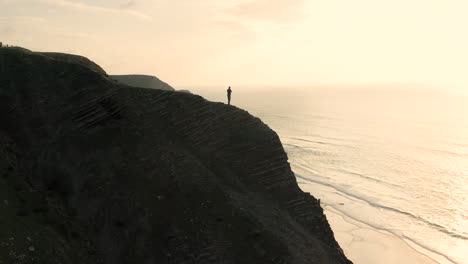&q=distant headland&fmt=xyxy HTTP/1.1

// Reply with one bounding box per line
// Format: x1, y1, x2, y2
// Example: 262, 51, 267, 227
110, 74, 175, 91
